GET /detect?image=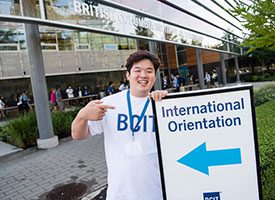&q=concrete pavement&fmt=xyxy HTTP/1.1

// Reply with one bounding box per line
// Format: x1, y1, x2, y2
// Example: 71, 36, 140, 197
0, 141, 22, 157
0, 81, 274, 200
0, 135, 107, 200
